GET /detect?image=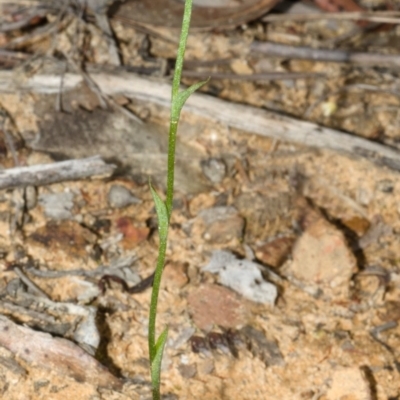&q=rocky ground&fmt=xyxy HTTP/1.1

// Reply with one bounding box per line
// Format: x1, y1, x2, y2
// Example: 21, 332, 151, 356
0, 1, 400, 399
